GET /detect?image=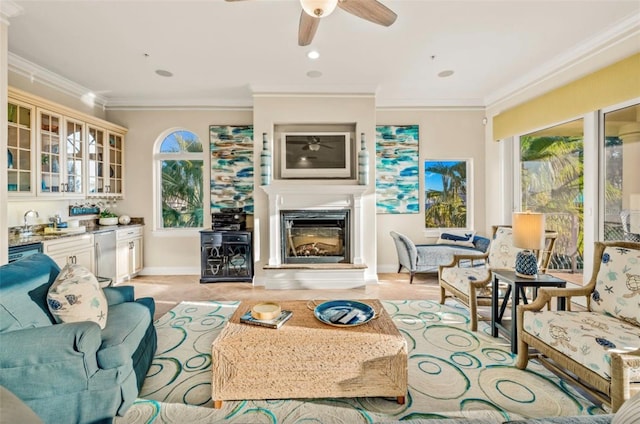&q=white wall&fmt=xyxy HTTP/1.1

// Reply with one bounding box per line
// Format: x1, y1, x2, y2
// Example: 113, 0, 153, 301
375, 109, 487, 272
106, 108, 253, 275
